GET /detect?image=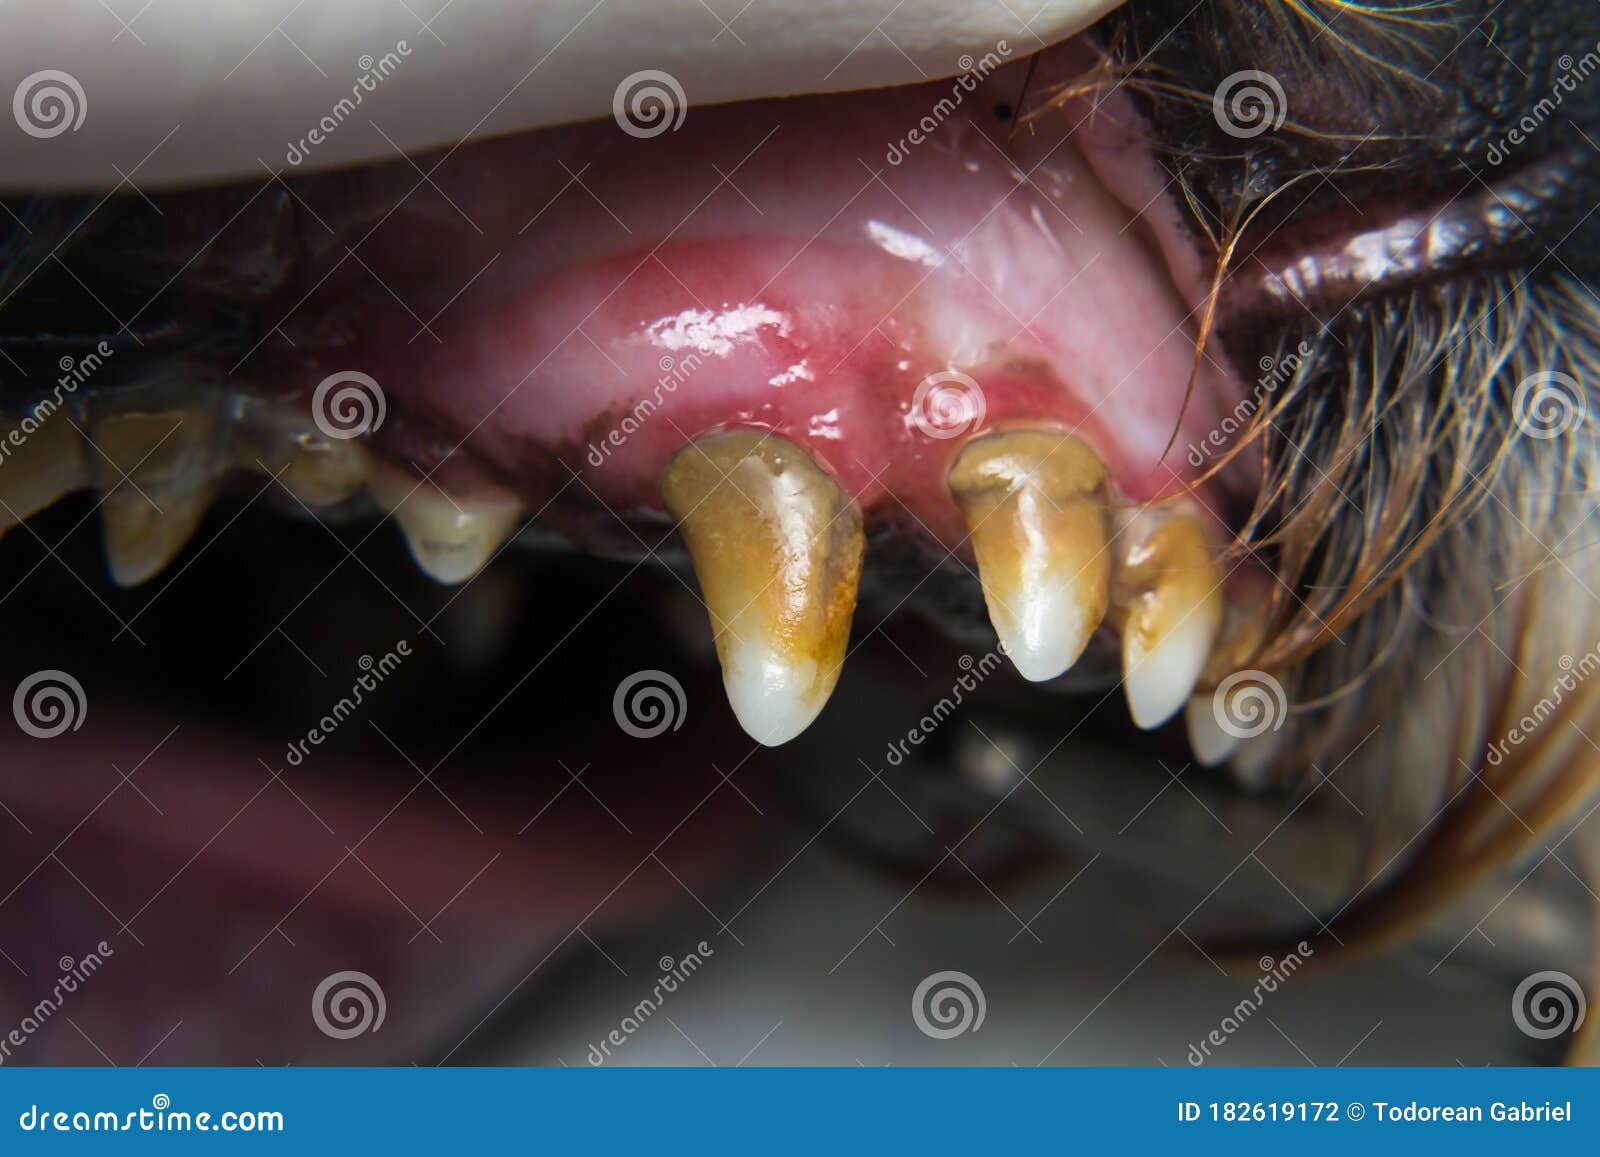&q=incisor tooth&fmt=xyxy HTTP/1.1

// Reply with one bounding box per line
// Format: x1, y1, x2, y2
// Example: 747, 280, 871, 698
1230, 728, 1286, 790
1184, 695, 1241, 766
89, 407, 222, 588
660, 430, 864, 746
948, 431, 1110, 682
1114, 503, 1223, 729
101, 482, 218, 587
0, 411, 86, 540
372, 476, 523, 584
